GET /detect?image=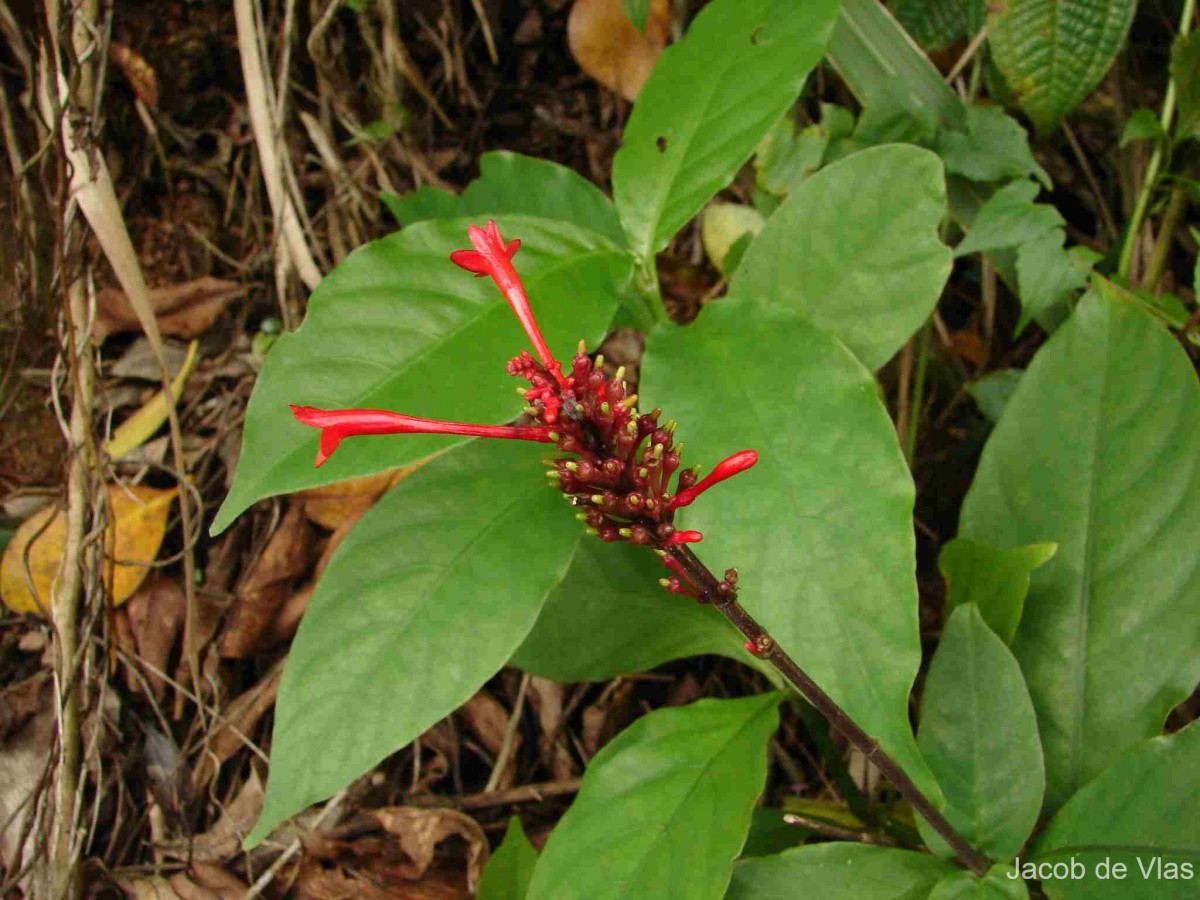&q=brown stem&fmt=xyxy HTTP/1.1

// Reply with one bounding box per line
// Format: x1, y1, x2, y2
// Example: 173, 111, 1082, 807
668, 545, 993, 877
